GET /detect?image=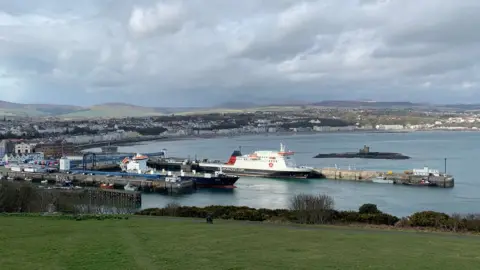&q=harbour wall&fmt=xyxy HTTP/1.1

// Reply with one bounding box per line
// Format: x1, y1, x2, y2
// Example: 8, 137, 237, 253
2, 166, 454, 189
0, 171, 195, 193
315, 168, 454, 188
